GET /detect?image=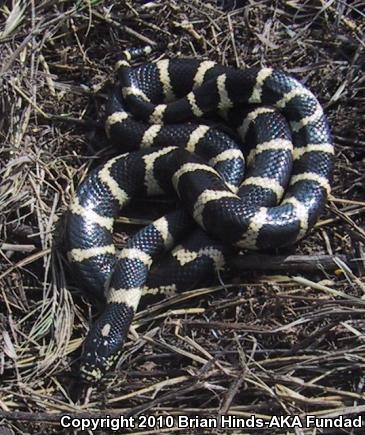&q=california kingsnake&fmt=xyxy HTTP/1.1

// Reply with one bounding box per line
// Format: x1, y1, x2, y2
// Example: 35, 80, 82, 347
65, 57, 334, 382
